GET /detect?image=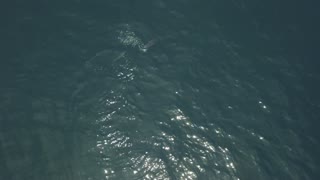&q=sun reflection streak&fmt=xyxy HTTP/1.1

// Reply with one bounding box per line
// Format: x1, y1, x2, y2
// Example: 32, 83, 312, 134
163, 107, 240, 179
